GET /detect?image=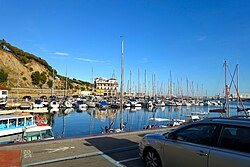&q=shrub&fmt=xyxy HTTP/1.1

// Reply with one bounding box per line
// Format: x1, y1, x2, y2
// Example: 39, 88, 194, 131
0, 69, 8, 83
